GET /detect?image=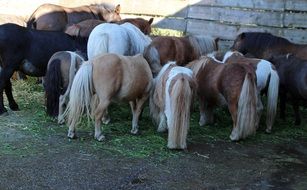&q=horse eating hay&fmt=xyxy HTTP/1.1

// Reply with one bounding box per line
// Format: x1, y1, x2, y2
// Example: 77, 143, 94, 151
187, 56, 258, 141
150, 62, 195, 149
144, 35, 219, 76
27, 3, 121, 31
87, 22, 152, 60
65, 53, 153, 141
43, 51, 86, 123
